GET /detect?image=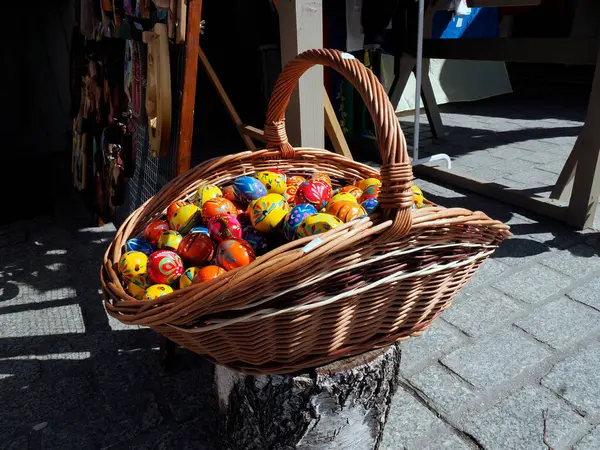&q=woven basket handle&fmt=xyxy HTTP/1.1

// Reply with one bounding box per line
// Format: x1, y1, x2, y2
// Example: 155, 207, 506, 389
265, 48, 414, 238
